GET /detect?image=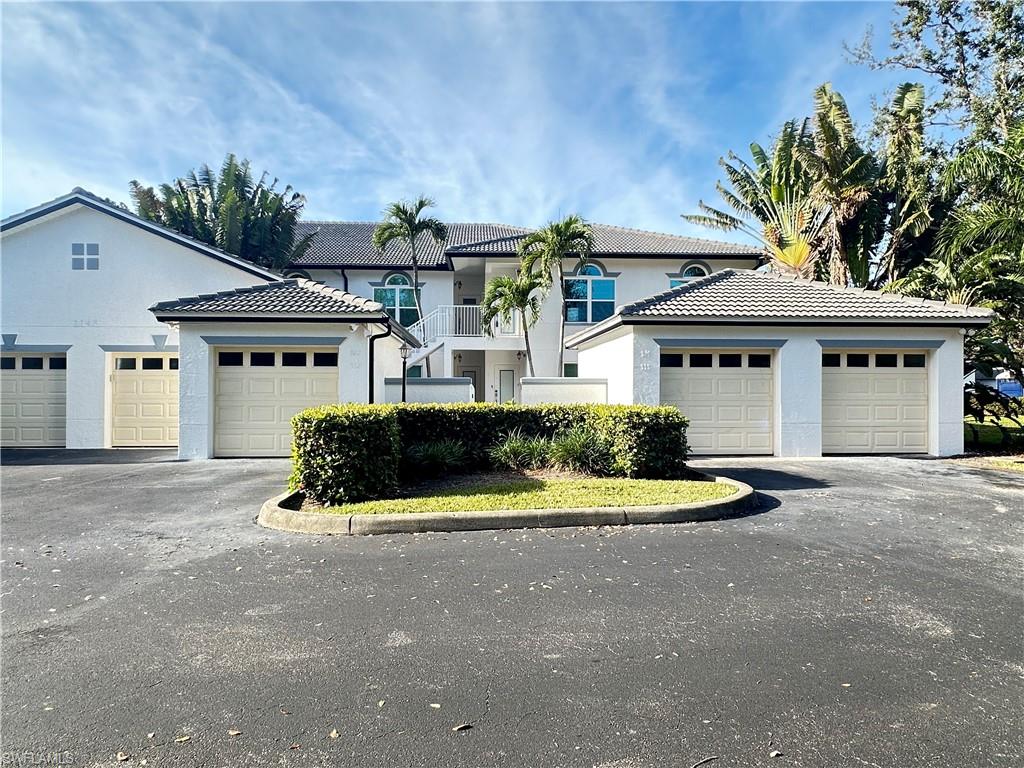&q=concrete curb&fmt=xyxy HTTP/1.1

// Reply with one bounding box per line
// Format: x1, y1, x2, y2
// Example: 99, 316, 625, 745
257, 472, 757, 536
